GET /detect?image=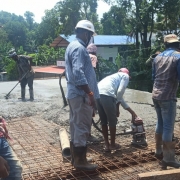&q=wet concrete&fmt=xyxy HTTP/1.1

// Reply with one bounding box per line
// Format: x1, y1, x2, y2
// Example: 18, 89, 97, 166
1, 78, 180, 126
124, 89, 153, 105
1, 77, 180, 106
0, 78, 66, 100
